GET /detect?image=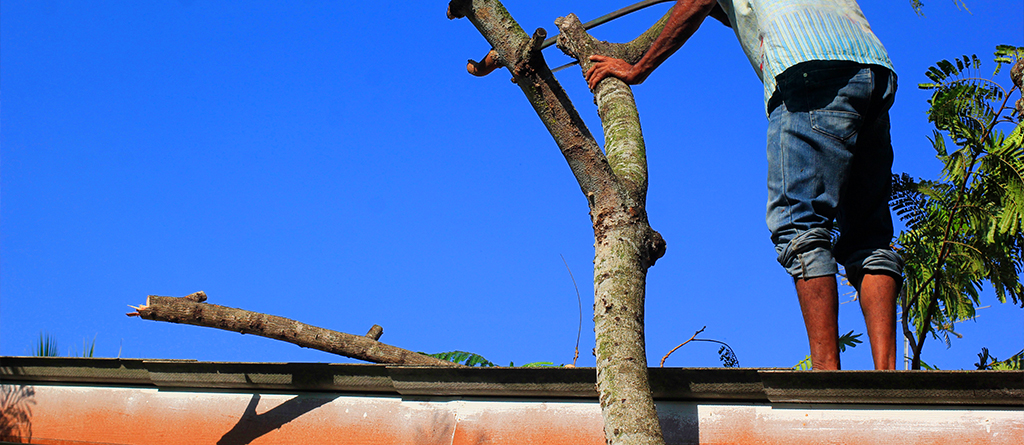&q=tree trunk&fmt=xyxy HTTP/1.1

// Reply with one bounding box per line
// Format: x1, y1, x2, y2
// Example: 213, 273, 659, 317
128, 293, 460, 367
558, 15, 666, 444
449, 2, 669, 443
